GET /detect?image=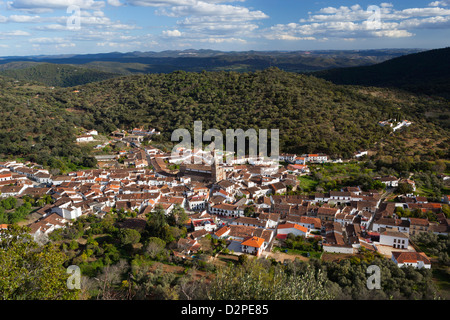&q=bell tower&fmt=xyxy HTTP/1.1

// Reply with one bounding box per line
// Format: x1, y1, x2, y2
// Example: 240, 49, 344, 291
211, 149, 224, 183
